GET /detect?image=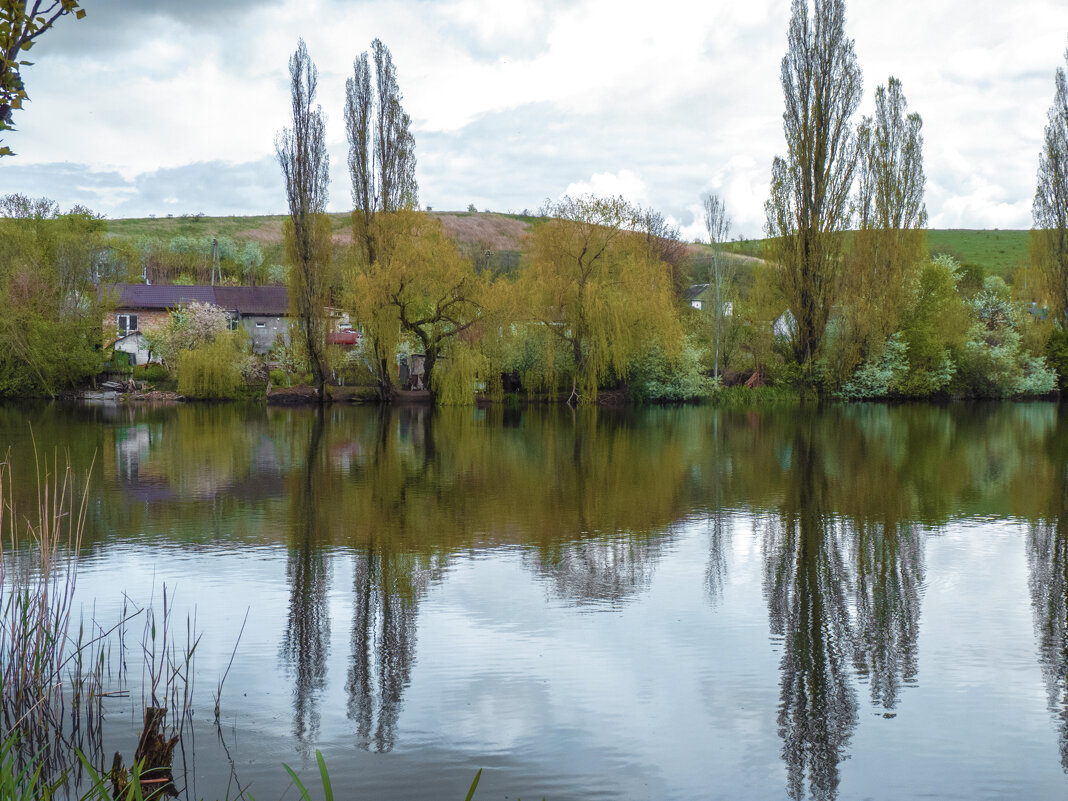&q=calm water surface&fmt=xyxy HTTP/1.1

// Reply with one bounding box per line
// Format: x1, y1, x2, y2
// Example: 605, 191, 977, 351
4, 401, 1068, 800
